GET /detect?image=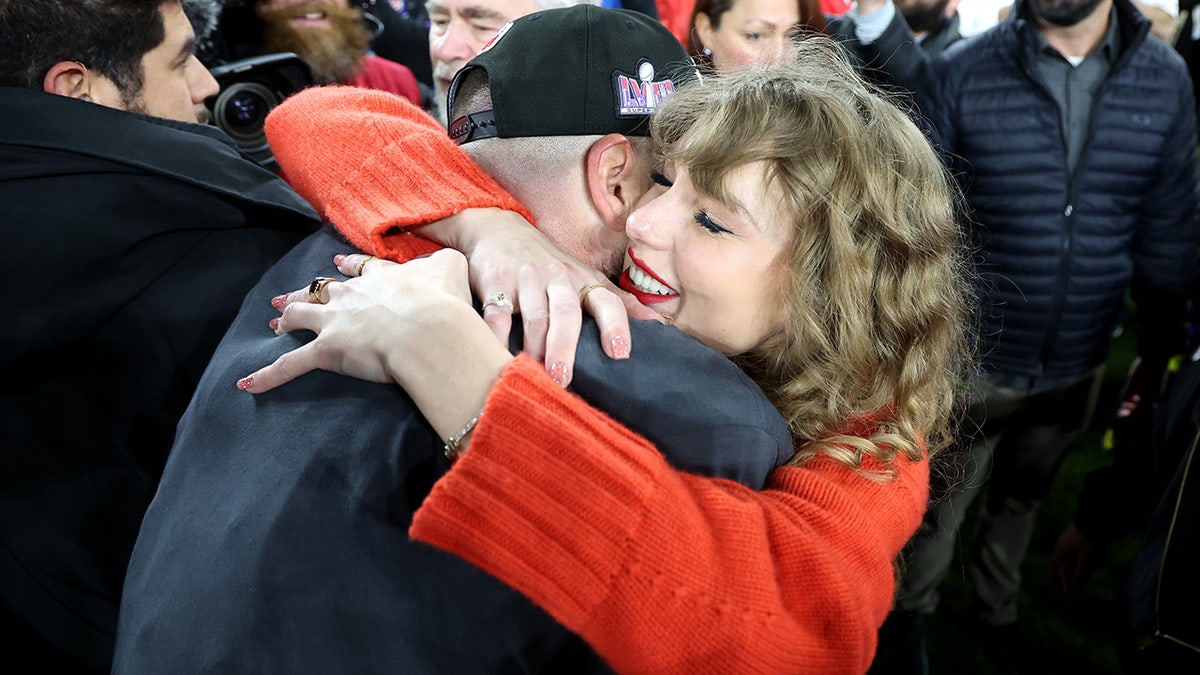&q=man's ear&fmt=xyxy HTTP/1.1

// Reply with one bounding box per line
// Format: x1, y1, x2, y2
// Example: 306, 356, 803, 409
585, 133, 642, 232
43, 61, 91, 99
